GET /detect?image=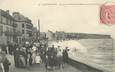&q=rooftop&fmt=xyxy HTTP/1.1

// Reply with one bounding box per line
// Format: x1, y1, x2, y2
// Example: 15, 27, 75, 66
12, 12, 32, 24
0, 9, 14, 20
